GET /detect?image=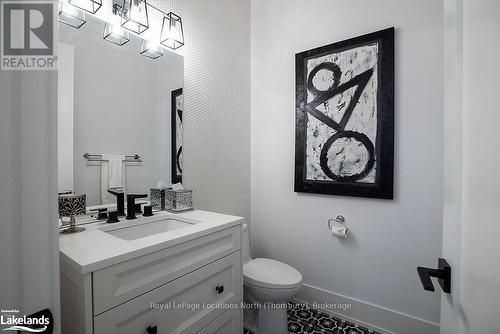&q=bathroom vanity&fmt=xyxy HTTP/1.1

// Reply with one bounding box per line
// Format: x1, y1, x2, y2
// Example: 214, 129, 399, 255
60, 210, 244, 334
